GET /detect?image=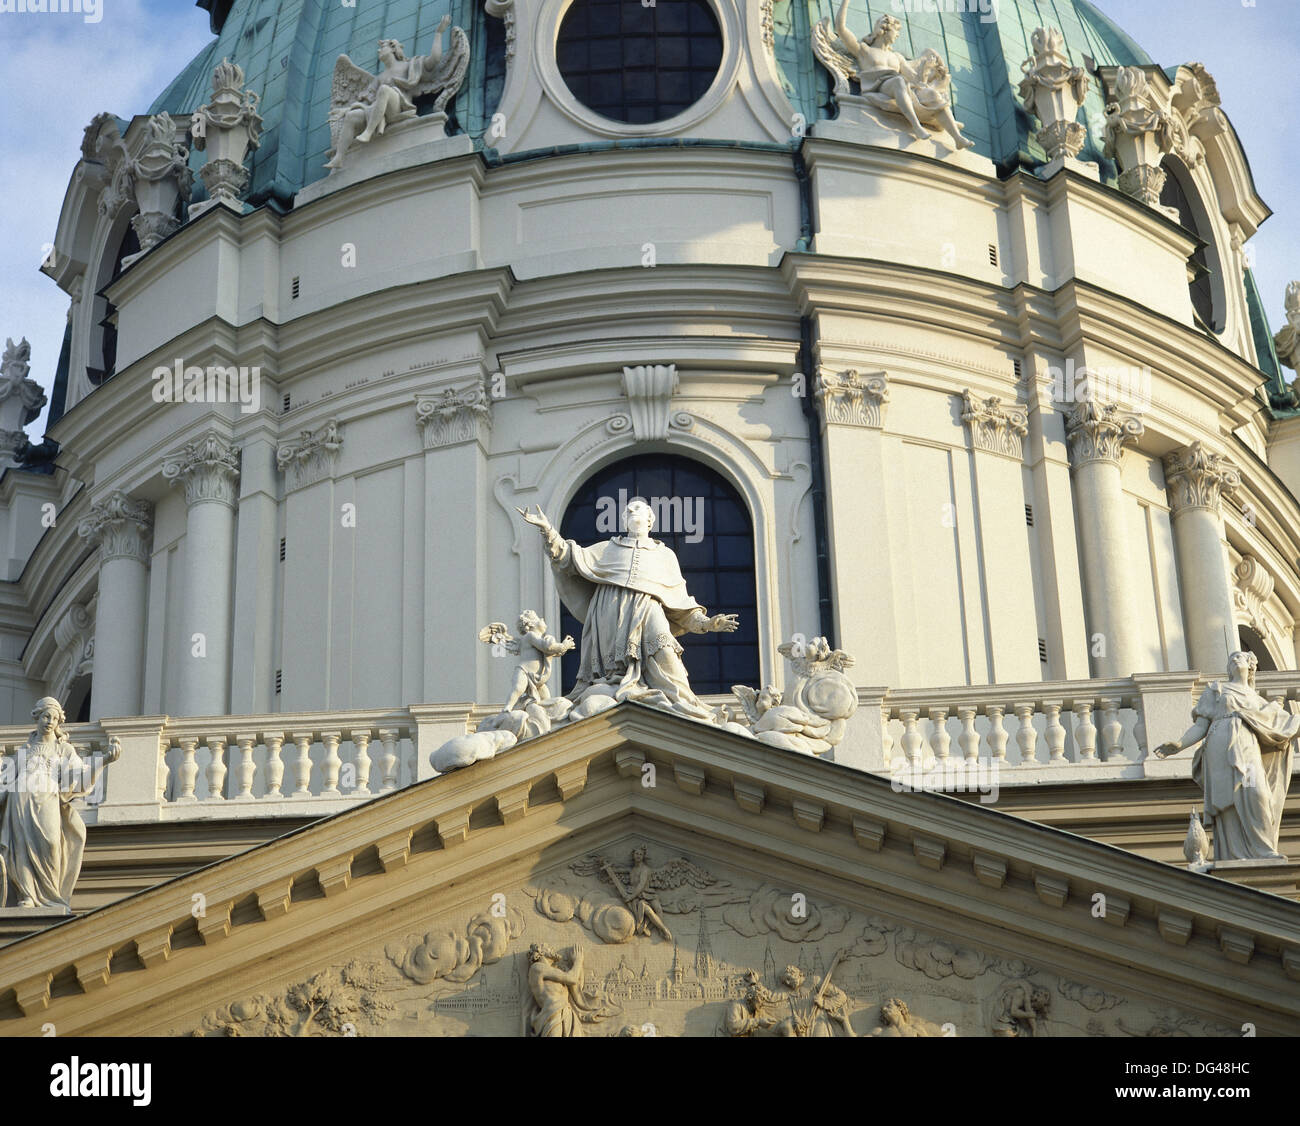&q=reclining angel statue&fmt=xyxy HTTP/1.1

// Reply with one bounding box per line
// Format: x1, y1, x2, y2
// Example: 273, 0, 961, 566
813, 2, 974, 152
325, 16, 471, 170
